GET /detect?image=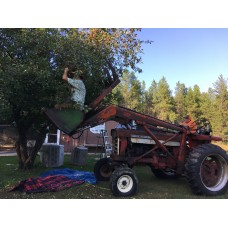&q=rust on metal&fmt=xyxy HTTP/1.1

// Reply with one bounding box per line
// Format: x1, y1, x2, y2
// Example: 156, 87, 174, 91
189, 134, 222, 142
176, 129, 188, 174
